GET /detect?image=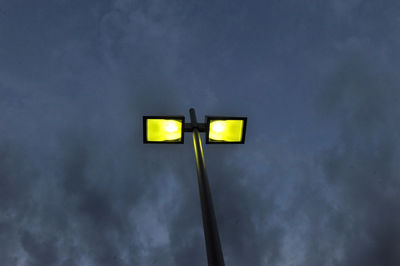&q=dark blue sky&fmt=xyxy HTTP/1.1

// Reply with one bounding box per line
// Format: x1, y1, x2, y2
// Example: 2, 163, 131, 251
1, 1, 400, 265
